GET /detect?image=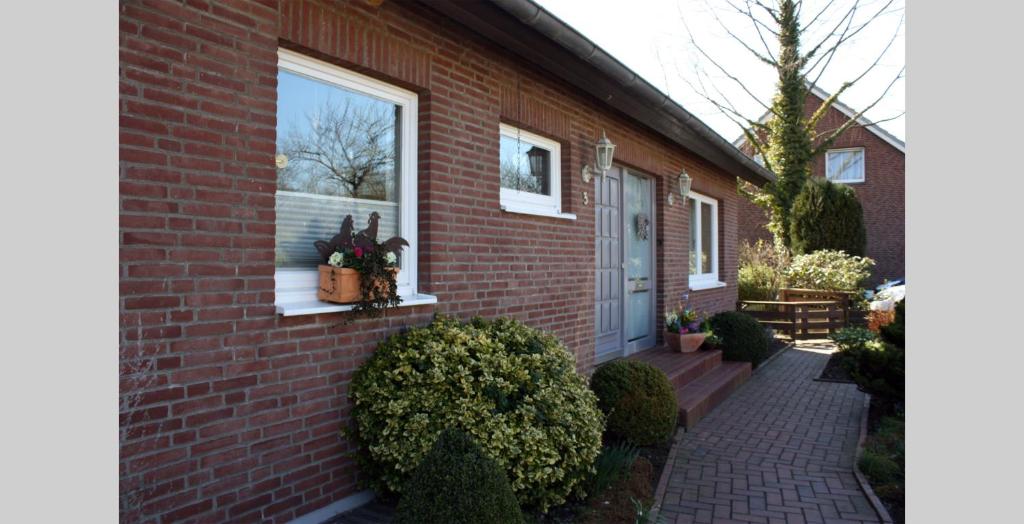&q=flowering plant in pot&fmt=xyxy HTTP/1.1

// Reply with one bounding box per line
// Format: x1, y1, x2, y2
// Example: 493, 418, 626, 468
314, 212, 408, 316
664, 306, 708, 352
